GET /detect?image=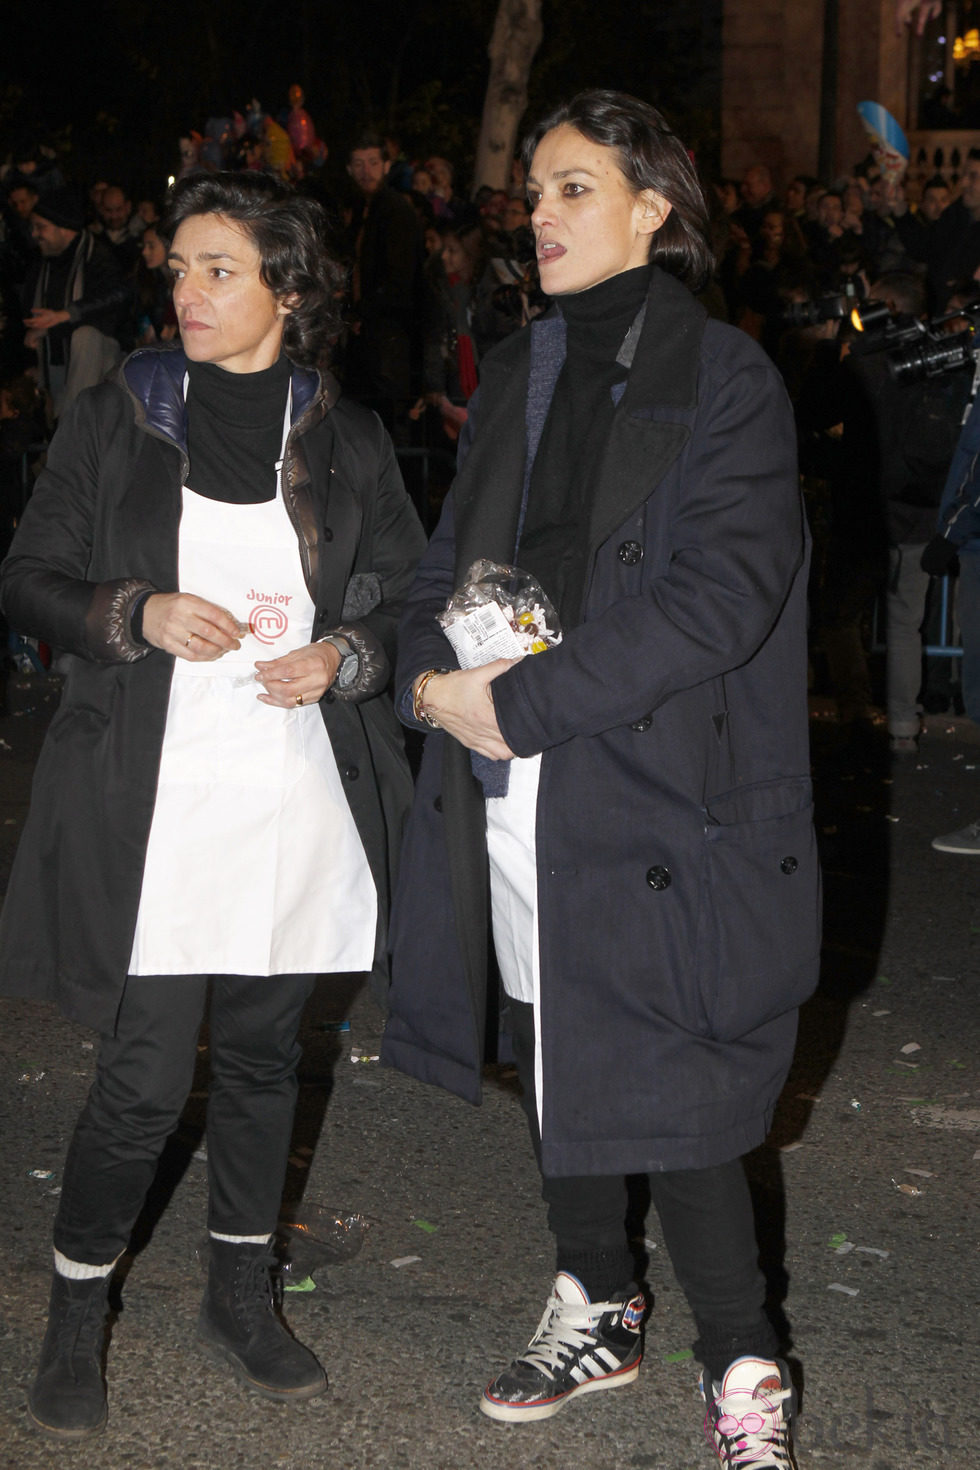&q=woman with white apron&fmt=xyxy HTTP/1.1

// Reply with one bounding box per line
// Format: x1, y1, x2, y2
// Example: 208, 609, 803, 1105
3, 172, 426, 1440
